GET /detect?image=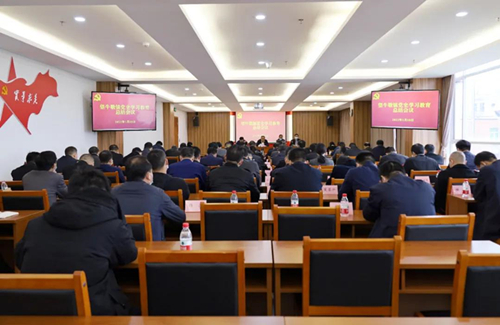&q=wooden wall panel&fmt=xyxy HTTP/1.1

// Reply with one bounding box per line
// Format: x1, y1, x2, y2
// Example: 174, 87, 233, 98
371, 128, 395, 148
96, 82, 123, 153
350, 101, 371, 147
163, 103, 175, 149
292, 112, 340, 145
339, 109, 351, 144
187, 112, 230, 150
